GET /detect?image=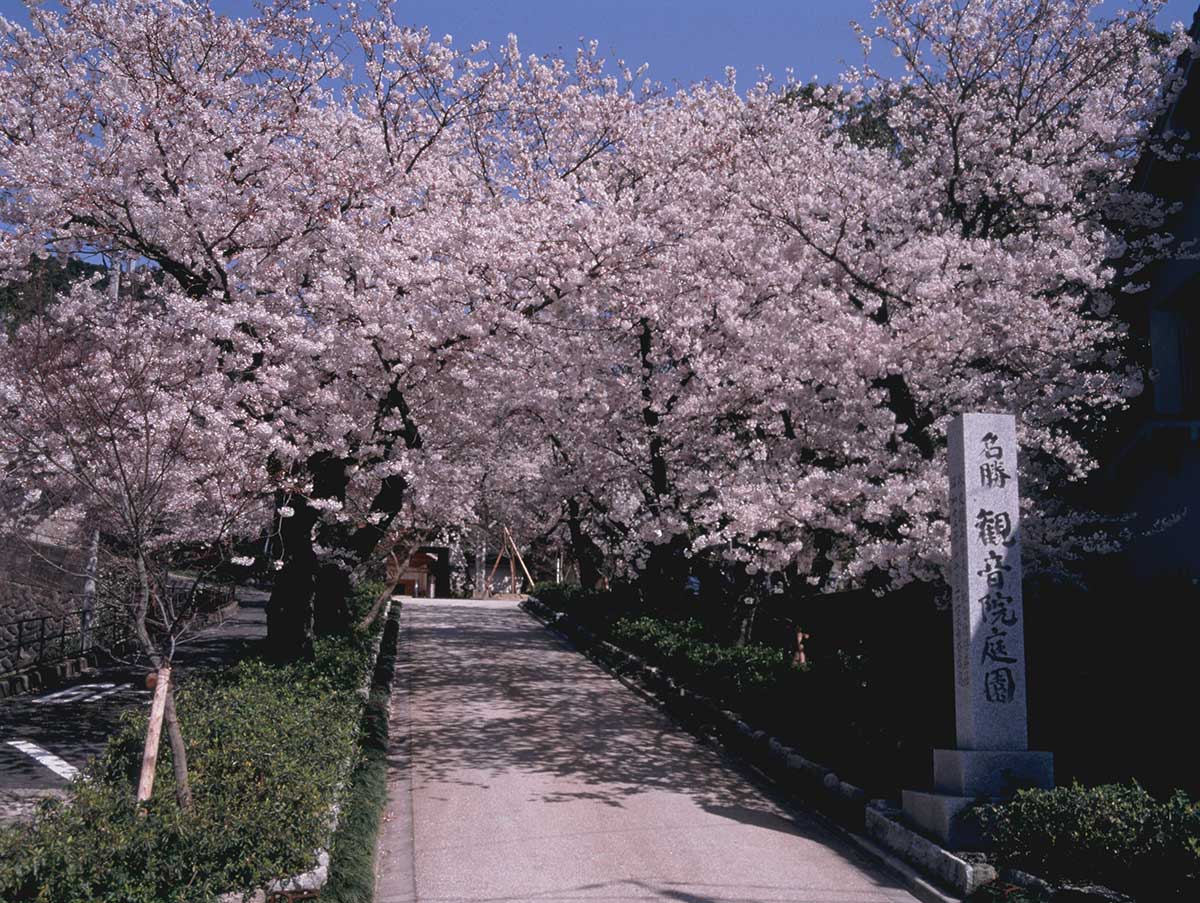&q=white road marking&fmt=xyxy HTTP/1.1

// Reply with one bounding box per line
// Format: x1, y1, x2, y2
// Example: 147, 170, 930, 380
83, 684, 132, 703
33, 683, 116, 705
5, 741, 80, 781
